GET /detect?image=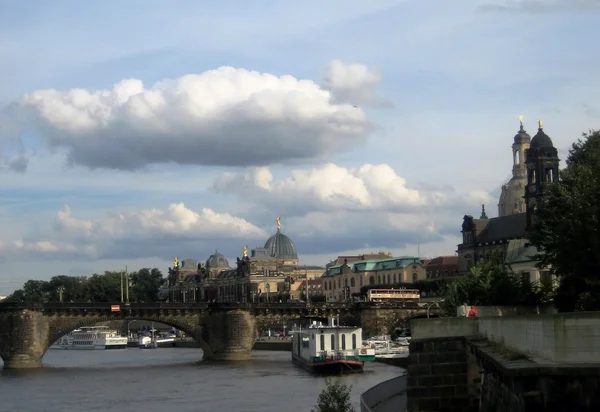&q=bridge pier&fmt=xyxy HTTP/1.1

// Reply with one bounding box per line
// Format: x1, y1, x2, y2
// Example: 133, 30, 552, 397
202, 310, 256, 361
0, 310, 48, 369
